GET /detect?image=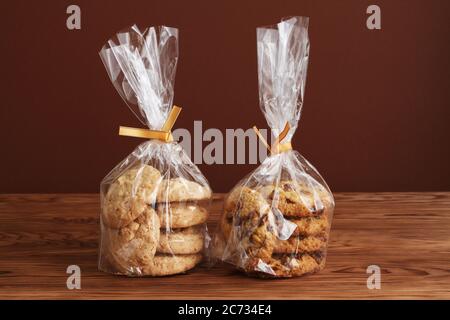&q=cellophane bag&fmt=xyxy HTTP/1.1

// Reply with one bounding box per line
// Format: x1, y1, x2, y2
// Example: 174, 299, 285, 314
98, 25, 212, 276
212, 17, 334, 278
